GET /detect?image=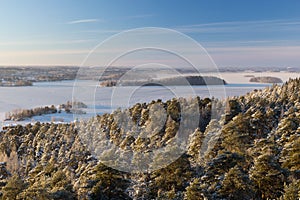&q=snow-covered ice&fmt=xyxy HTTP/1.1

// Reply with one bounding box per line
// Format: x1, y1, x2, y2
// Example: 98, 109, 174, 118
0, 72, 299, 127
